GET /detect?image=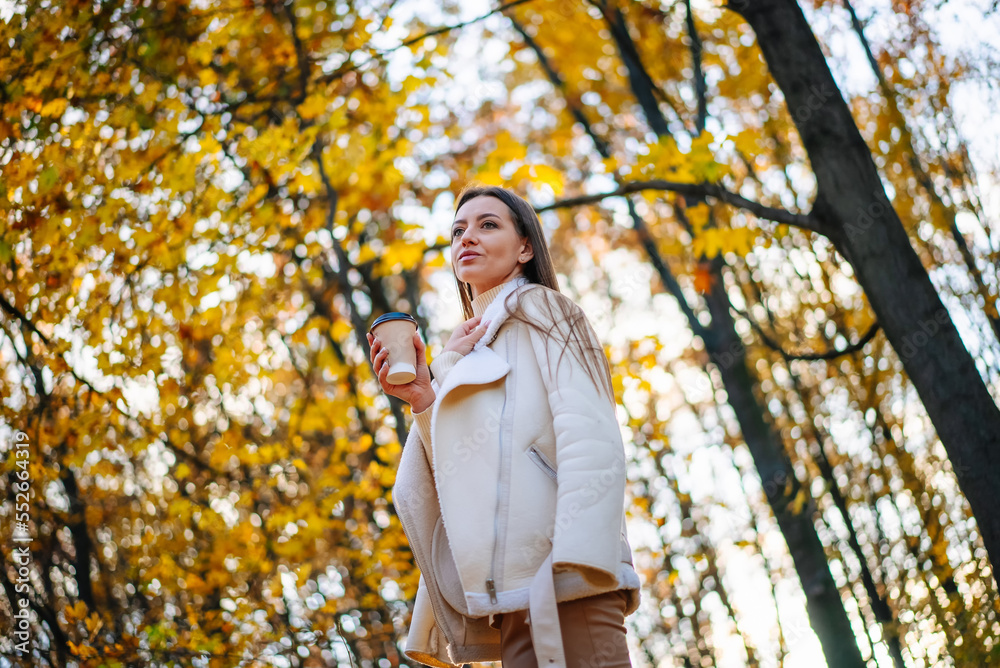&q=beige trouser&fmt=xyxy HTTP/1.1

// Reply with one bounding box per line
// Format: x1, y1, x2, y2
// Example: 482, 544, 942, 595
497, 589, 632, 667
